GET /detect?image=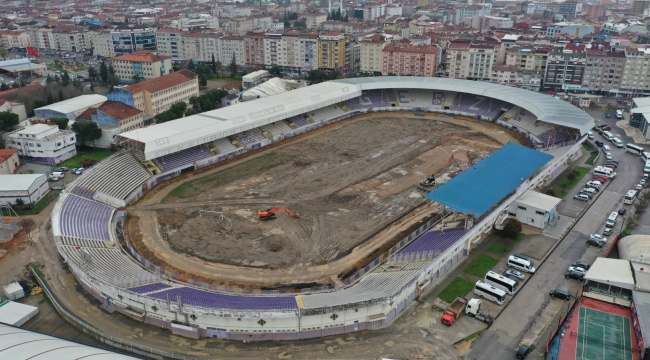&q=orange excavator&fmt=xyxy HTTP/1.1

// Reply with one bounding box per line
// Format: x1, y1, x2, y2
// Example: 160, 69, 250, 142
258, 207, 300, 220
